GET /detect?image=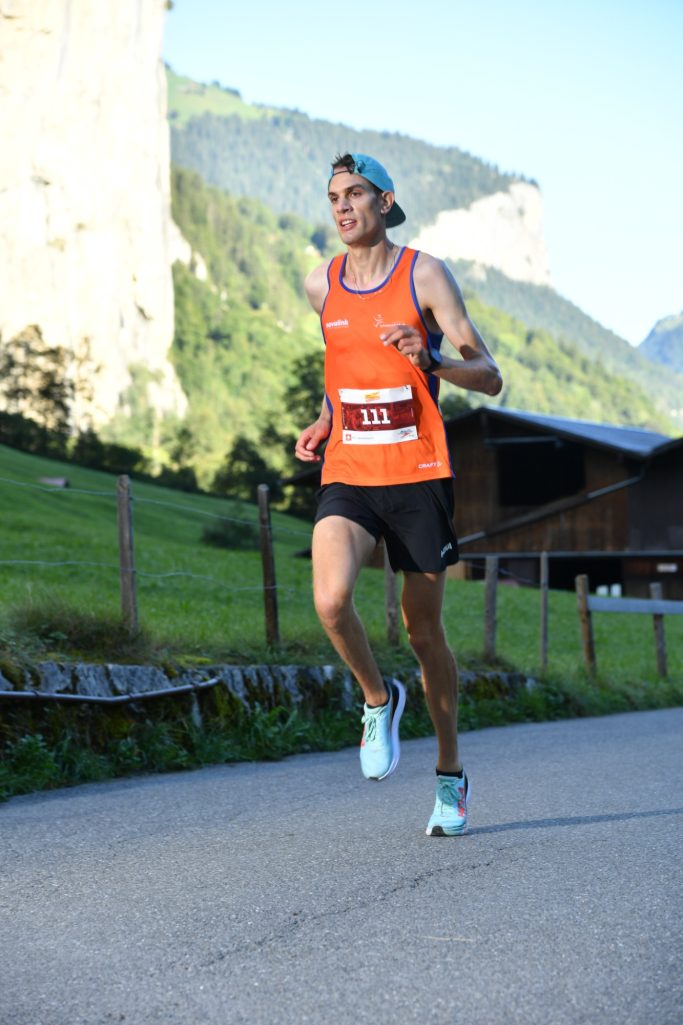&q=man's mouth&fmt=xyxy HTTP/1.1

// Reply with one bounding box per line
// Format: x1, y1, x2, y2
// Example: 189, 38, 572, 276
339, 218, 356, 231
